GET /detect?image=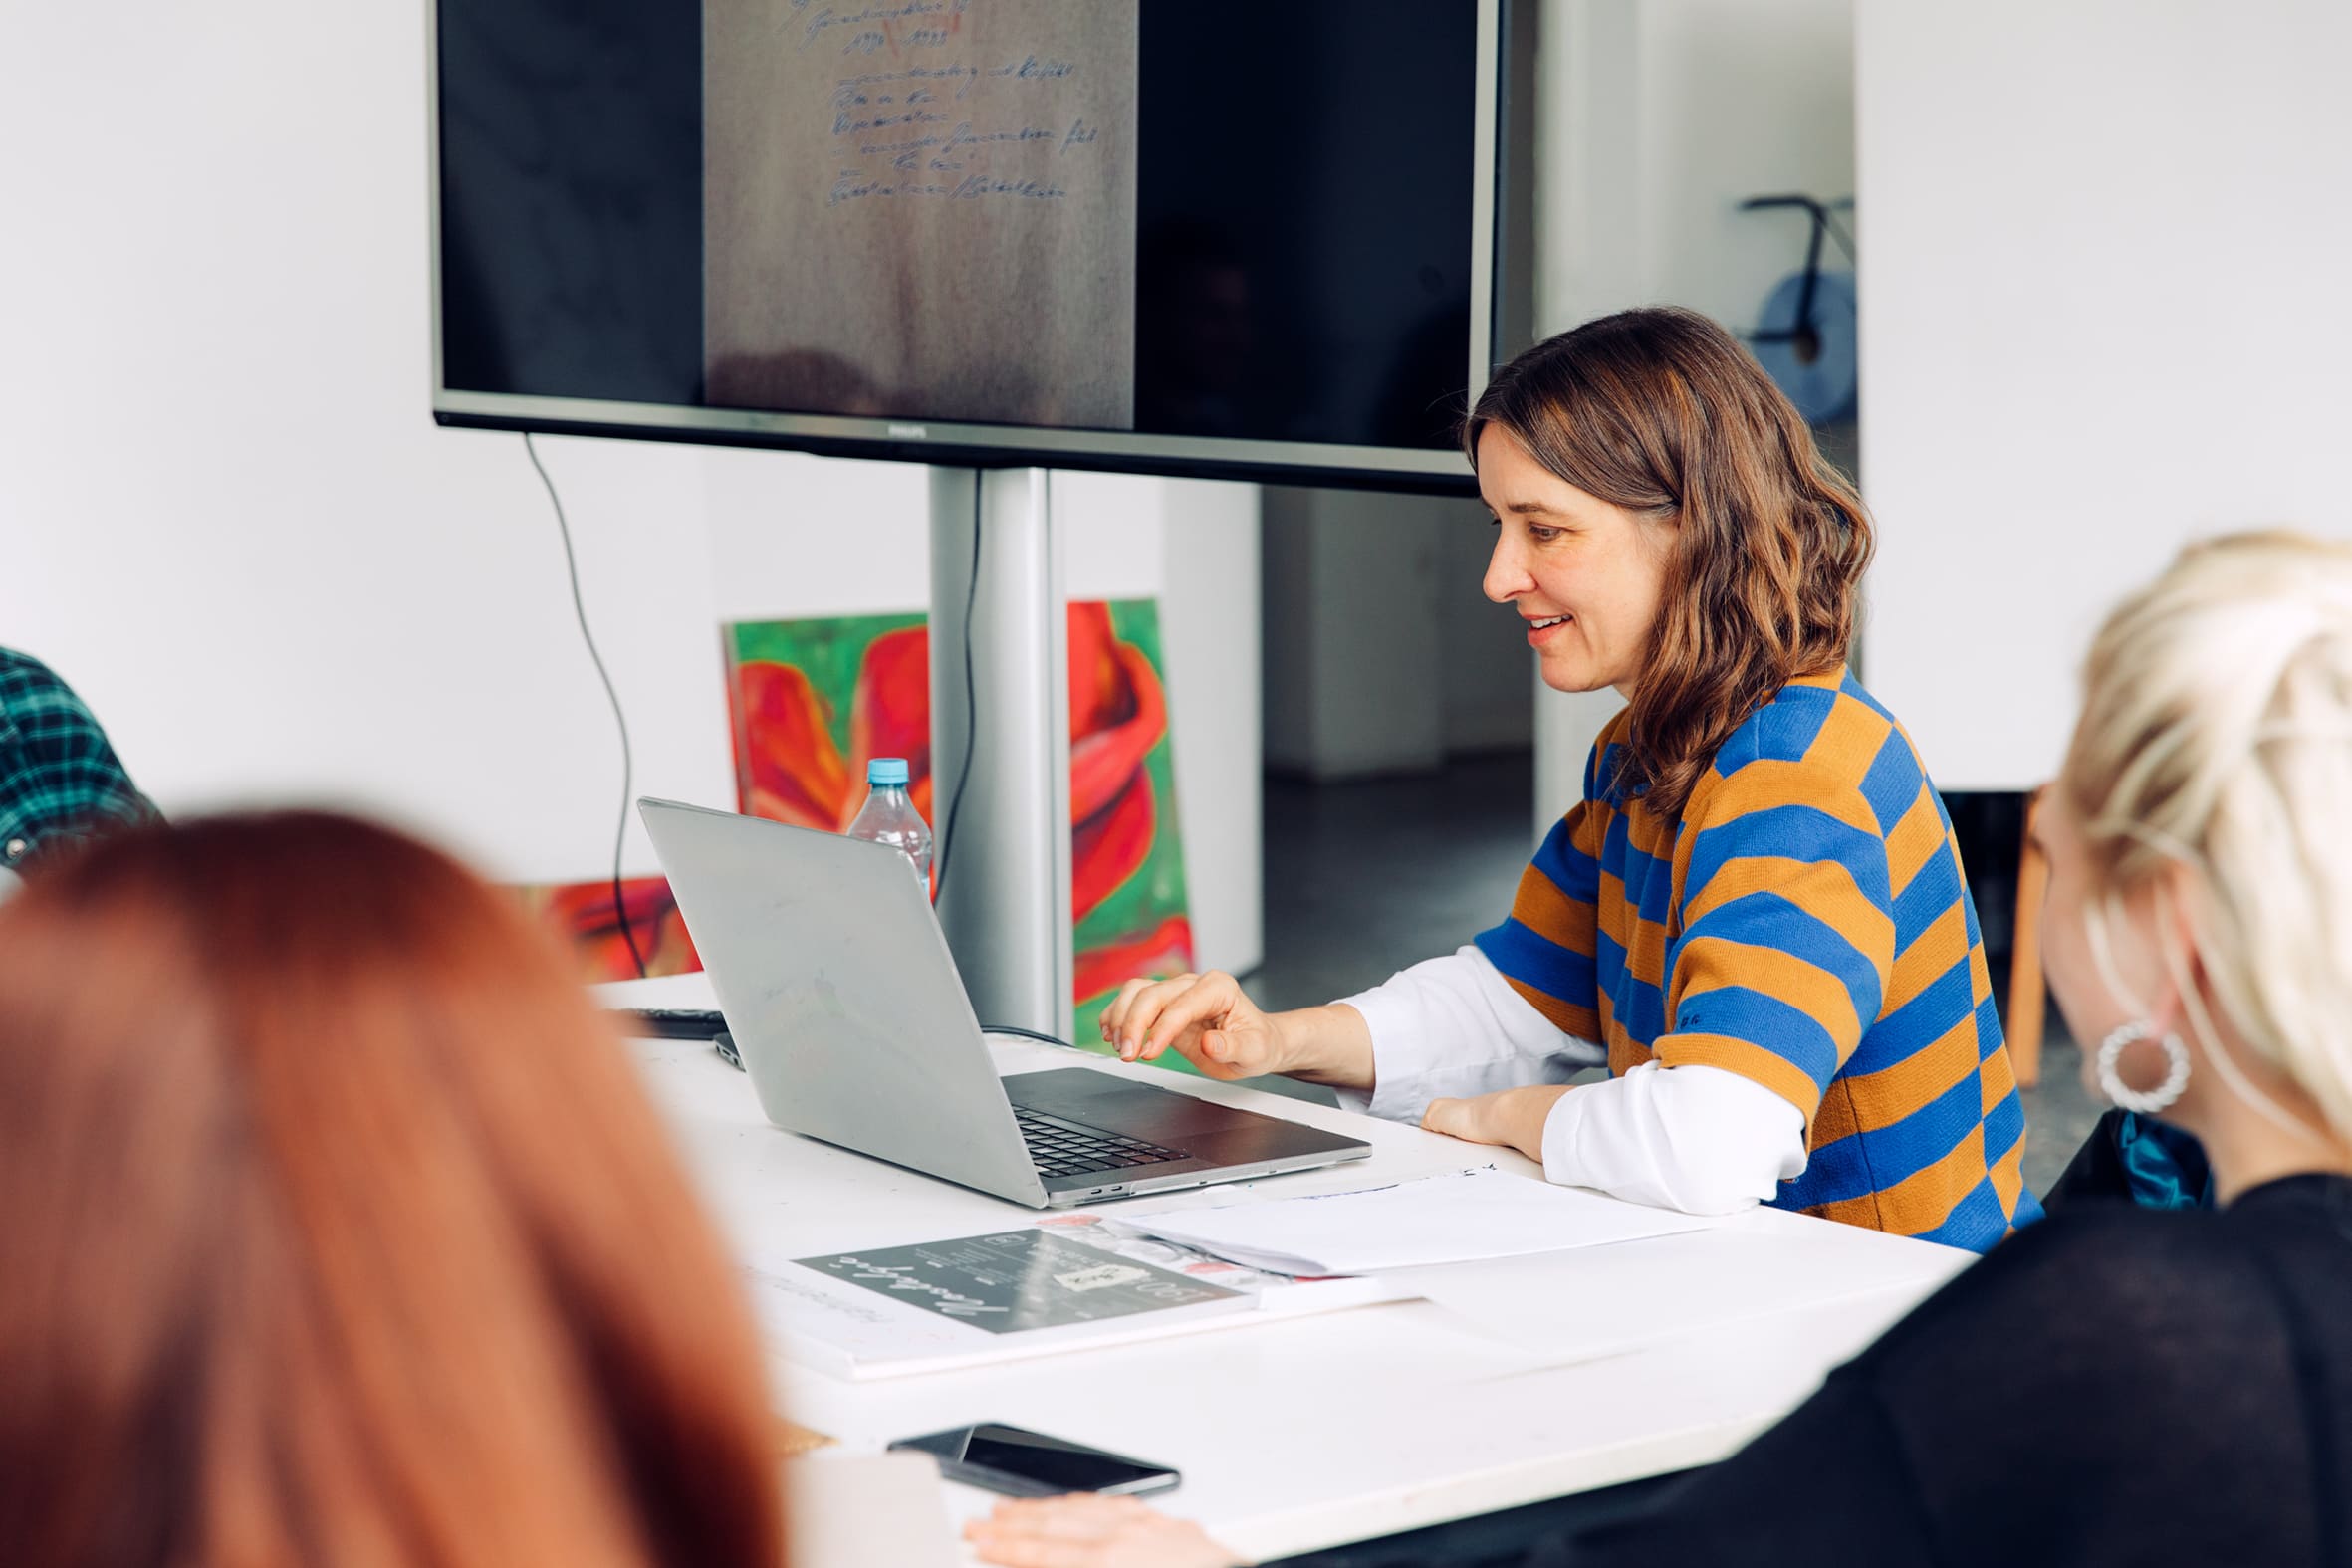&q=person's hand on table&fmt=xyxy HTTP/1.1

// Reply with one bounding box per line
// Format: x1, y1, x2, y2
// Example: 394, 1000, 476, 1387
964, 1495, 1245, 1568
1099, 972, 1291, 1081
1420, 1083, 1573, 1163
